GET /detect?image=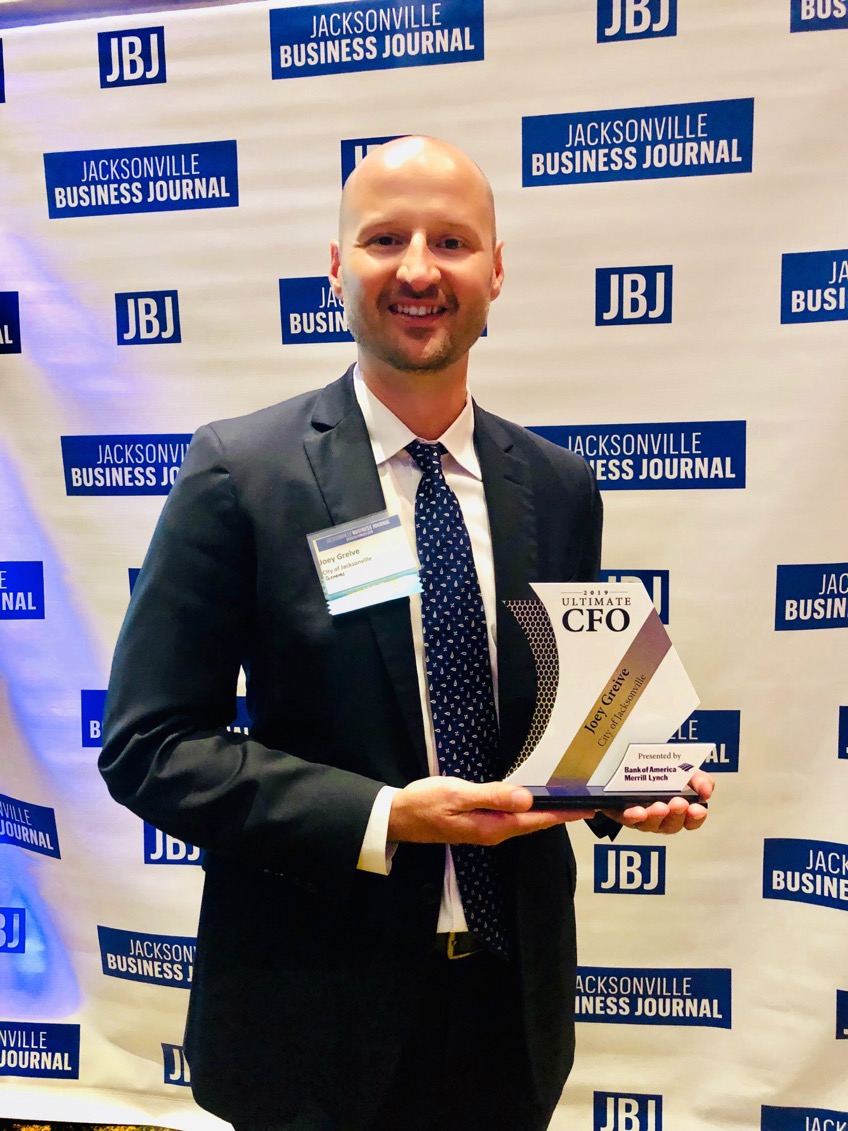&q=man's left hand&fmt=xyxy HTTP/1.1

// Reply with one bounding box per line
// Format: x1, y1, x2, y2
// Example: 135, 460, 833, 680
603, 770, 714, 834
